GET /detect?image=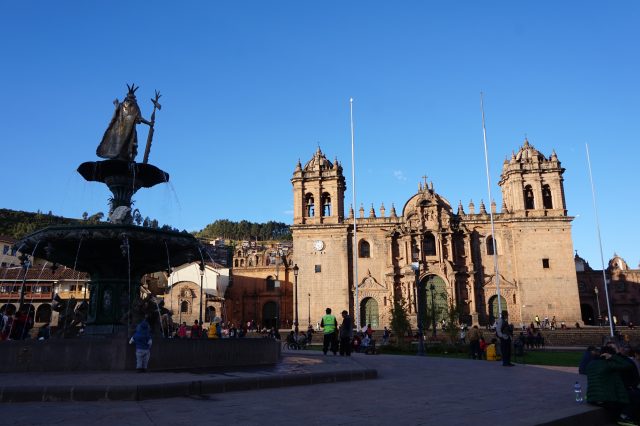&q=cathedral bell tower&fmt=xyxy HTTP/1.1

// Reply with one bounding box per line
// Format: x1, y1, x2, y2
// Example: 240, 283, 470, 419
291, 147, 346, 225
498, 139, 567, 218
